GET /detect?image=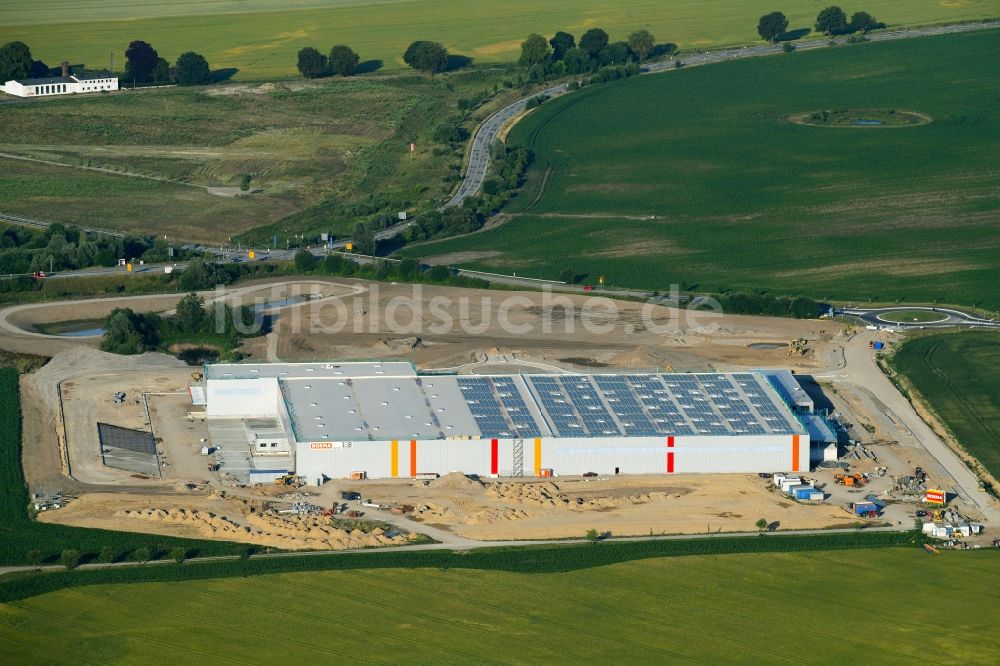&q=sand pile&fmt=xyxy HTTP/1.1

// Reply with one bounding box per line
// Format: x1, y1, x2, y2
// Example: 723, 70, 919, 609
485, 482, 674, 511
115, 507, 416, 550
429, 471, 482, 491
